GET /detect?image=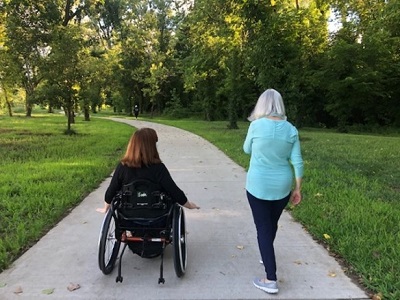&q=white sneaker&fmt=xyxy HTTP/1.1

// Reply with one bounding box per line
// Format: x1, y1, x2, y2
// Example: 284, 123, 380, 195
253, 278, 279, 294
